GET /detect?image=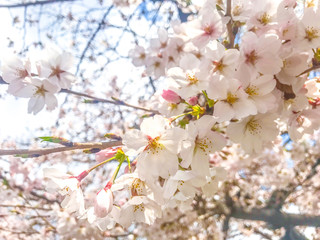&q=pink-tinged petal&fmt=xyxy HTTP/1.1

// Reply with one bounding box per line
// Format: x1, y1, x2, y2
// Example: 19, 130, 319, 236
94, 188, 113, 218
45, 93, 58, 111
122, 129, 148, 152
43, 79, 60, 93
28, 96, 45, 114
7, 81, 36, 98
